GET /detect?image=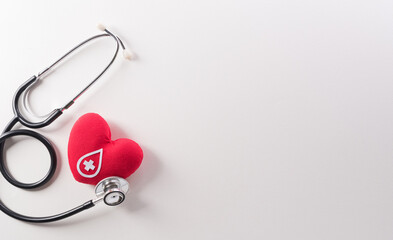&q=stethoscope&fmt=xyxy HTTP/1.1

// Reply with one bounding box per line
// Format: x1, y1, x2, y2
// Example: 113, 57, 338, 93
0, 25, 132, 223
